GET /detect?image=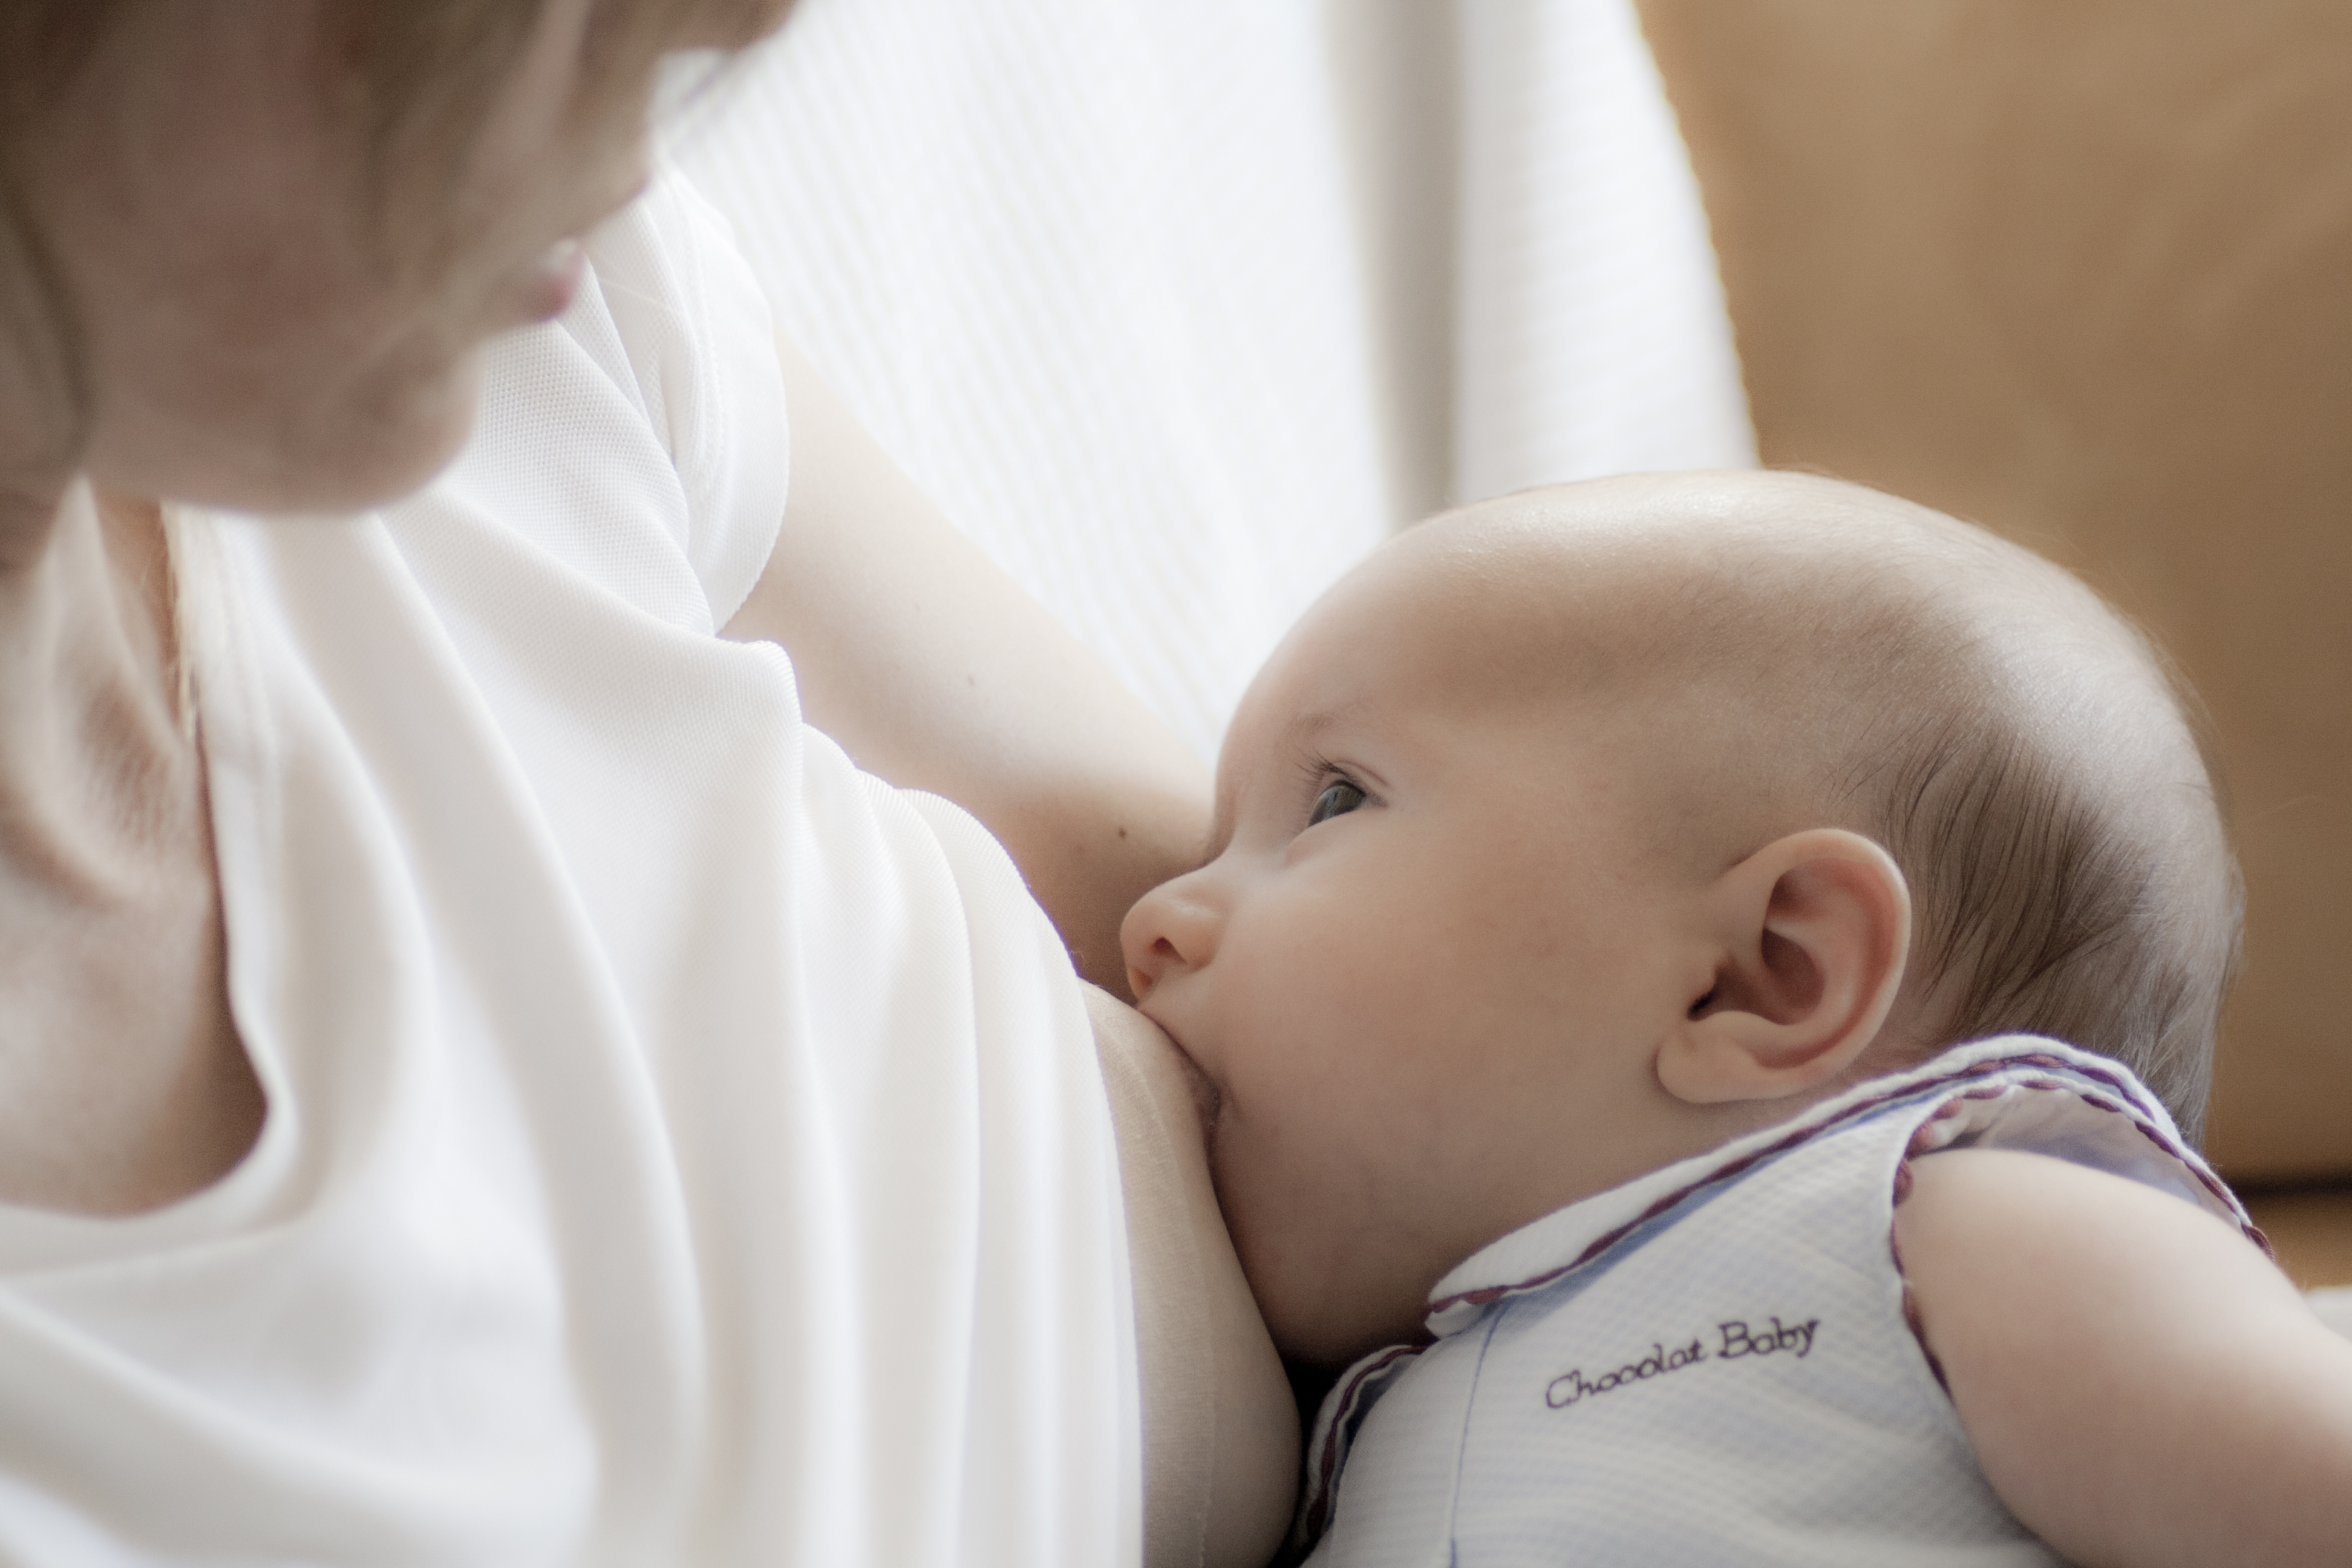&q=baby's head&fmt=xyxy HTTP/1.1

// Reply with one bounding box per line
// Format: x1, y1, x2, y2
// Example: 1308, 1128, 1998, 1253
1121, 471, 2238, 1367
